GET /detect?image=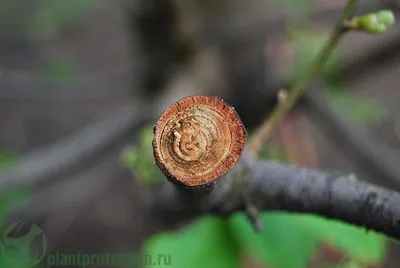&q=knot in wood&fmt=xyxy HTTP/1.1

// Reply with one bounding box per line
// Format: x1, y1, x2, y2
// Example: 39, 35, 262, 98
153, 95, 247, 187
